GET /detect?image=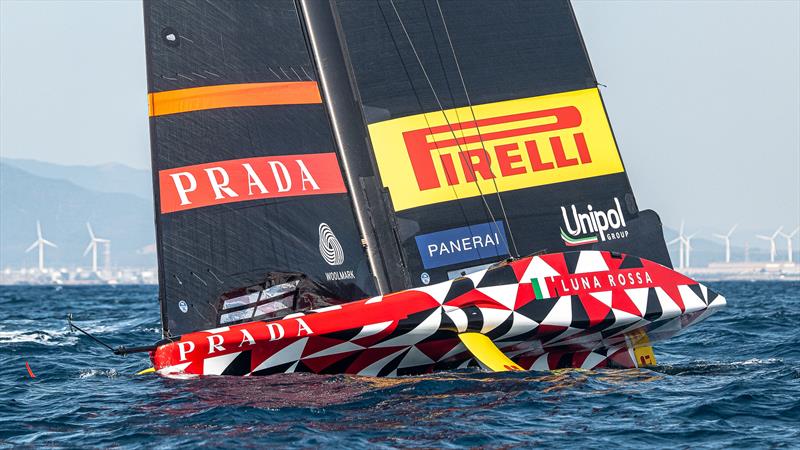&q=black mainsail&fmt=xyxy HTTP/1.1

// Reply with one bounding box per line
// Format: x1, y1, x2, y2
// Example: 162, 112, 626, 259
144, 0, 670, 338
144, 0, 379, 336
332, 0, 671, 285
